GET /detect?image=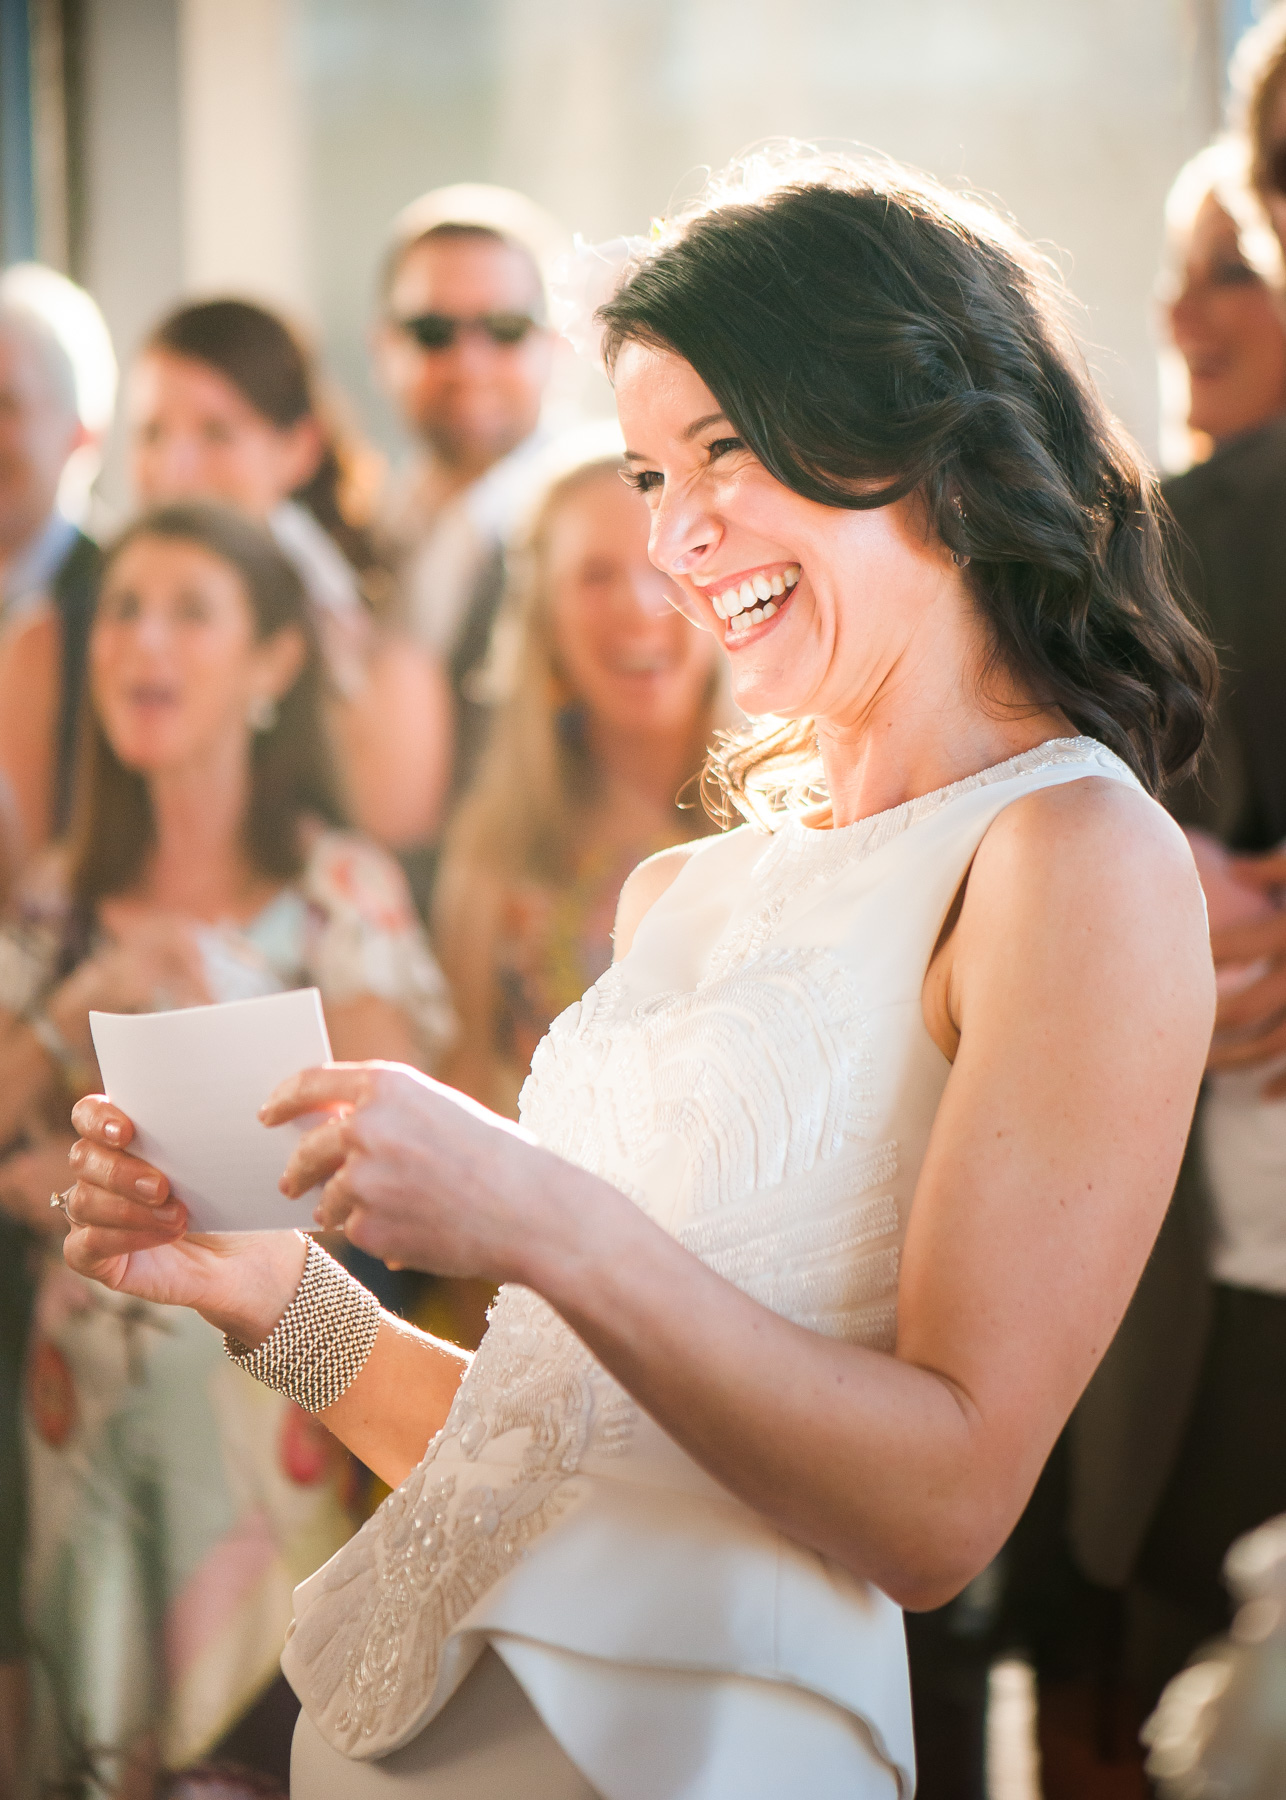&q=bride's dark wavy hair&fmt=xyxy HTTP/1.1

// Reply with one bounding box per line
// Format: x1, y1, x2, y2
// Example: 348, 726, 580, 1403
597, 153, 1216, 823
